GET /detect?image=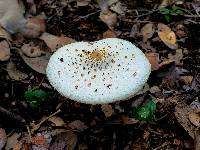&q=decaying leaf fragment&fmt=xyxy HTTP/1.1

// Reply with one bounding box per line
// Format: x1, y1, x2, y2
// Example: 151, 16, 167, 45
21, 43, 44, 57
0, 40, 10, 61
158, 23, 178, 49
50, 130, 77, 150
6, 61, 28, 81
18, 49, 51, 74
141, 23, 155, 42
0, 128, 7, 150
39, 32, 76, 52
189, 112, 200, 127
77, 0, 91, 6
